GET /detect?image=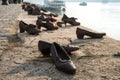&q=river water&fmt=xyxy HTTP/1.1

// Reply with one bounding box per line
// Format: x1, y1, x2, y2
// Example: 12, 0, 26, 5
24, 0, 120, 40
